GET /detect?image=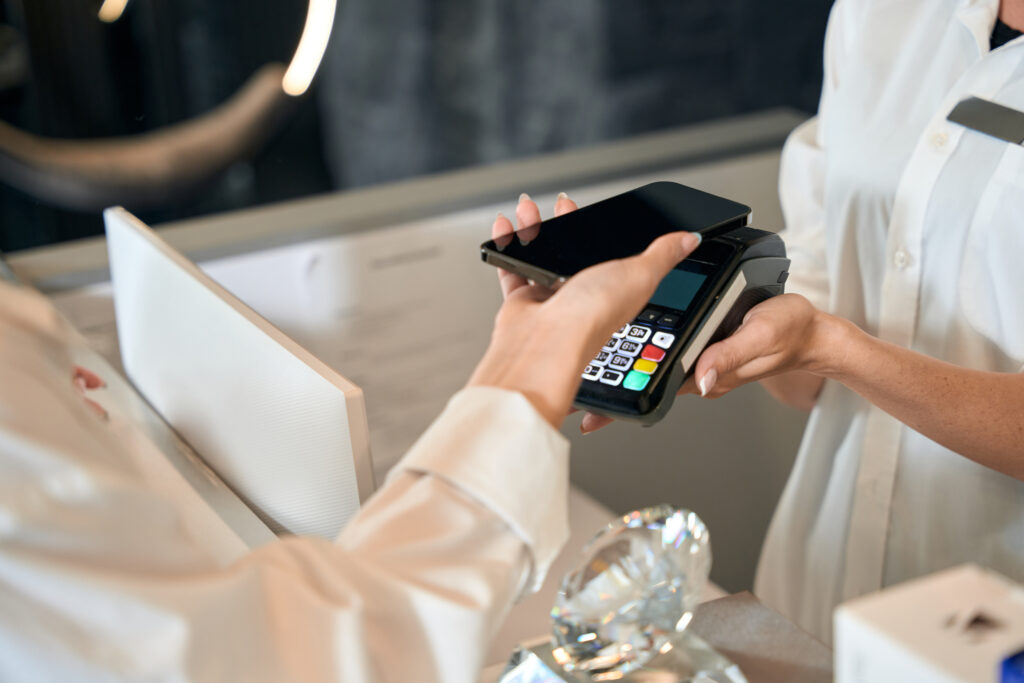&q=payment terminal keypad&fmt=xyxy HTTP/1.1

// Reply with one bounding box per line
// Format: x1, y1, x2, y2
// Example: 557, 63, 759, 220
625, 325, 652, 343
608, 354, 632, 371
599, 370, 624, 386
617, 340, 642, 356
581, 309, 678, 392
